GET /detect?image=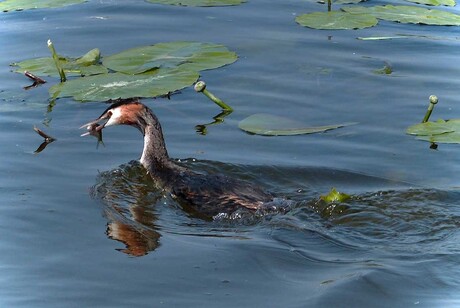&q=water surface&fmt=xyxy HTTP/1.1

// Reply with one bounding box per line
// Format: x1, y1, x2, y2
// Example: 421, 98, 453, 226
1, 0, 460, 307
